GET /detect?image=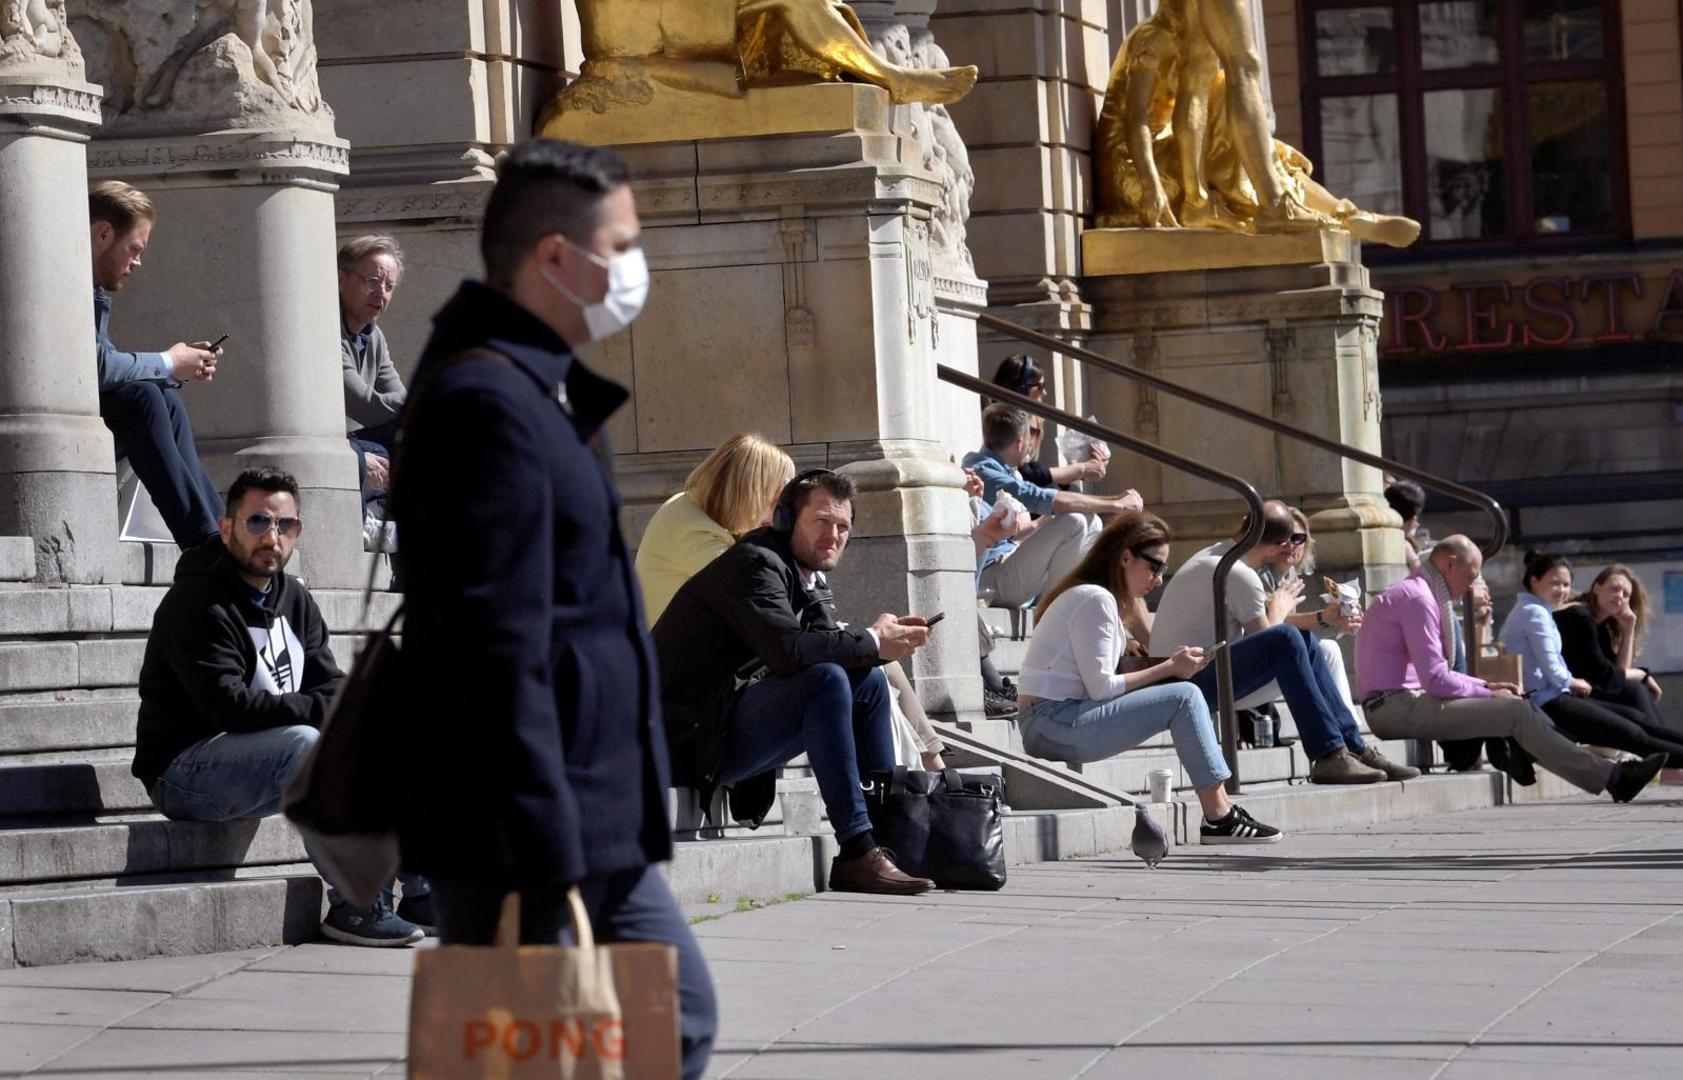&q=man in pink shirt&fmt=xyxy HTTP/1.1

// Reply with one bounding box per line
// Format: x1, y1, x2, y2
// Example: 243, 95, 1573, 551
1356, 535, 1663, 801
